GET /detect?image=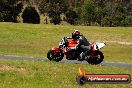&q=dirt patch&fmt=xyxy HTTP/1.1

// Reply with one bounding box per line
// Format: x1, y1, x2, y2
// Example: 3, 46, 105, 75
107, 41, 132, 45
116, 41, 132, 45
97, 40, 132, 45
0, 65, 27, 75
